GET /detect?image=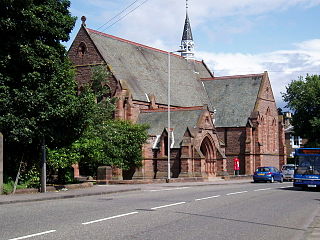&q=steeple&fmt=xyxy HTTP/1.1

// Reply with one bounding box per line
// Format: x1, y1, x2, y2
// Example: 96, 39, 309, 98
180, 0, 194, 59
